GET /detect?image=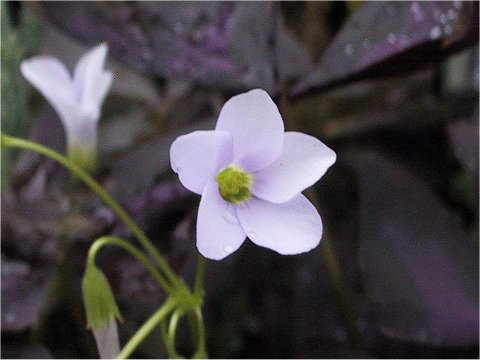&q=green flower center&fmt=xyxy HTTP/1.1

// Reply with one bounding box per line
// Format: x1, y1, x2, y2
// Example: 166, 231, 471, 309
216, 165, 252, 204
